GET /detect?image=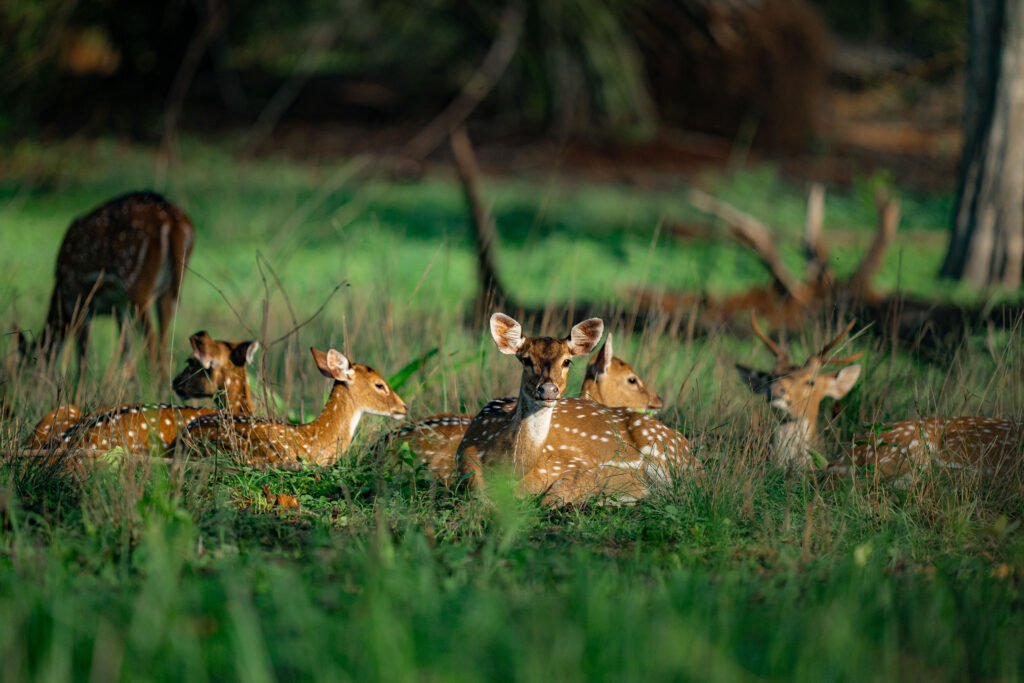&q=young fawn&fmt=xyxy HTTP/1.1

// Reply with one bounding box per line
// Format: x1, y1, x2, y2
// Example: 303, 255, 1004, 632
180, 347, 407, 468
735, 315, 862, 470
18, 192, 194, 371
392, 333, 664, 484
28, 331, 257, 452
456, 314, 698, 506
